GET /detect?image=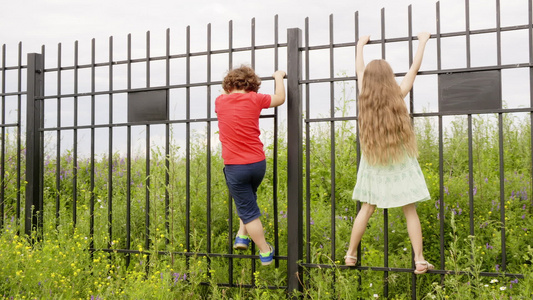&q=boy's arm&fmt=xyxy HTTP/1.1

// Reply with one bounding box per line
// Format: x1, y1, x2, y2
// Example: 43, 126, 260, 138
269, 70, 286, 108
400, 32, 431, 97
356, 36, 370, 92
